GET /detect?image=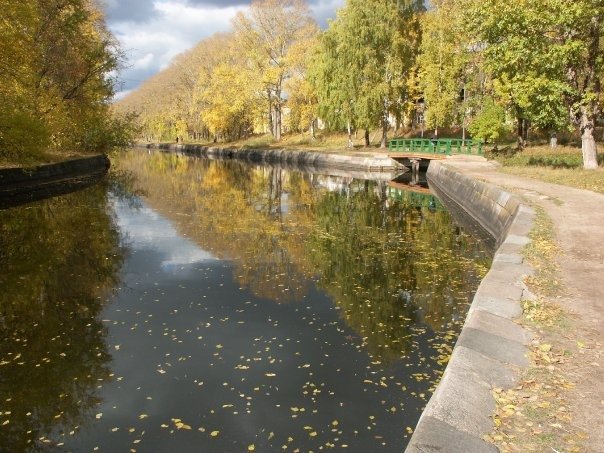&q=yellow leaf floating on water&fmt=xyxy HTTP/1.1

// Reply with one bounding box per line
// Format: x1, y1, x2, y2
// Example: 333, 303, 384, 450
265, 373, 276, 377
210, 430, 220, 437
138, 414, 148, 420
248, 445, 255, 451
95, 413, 103, 419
